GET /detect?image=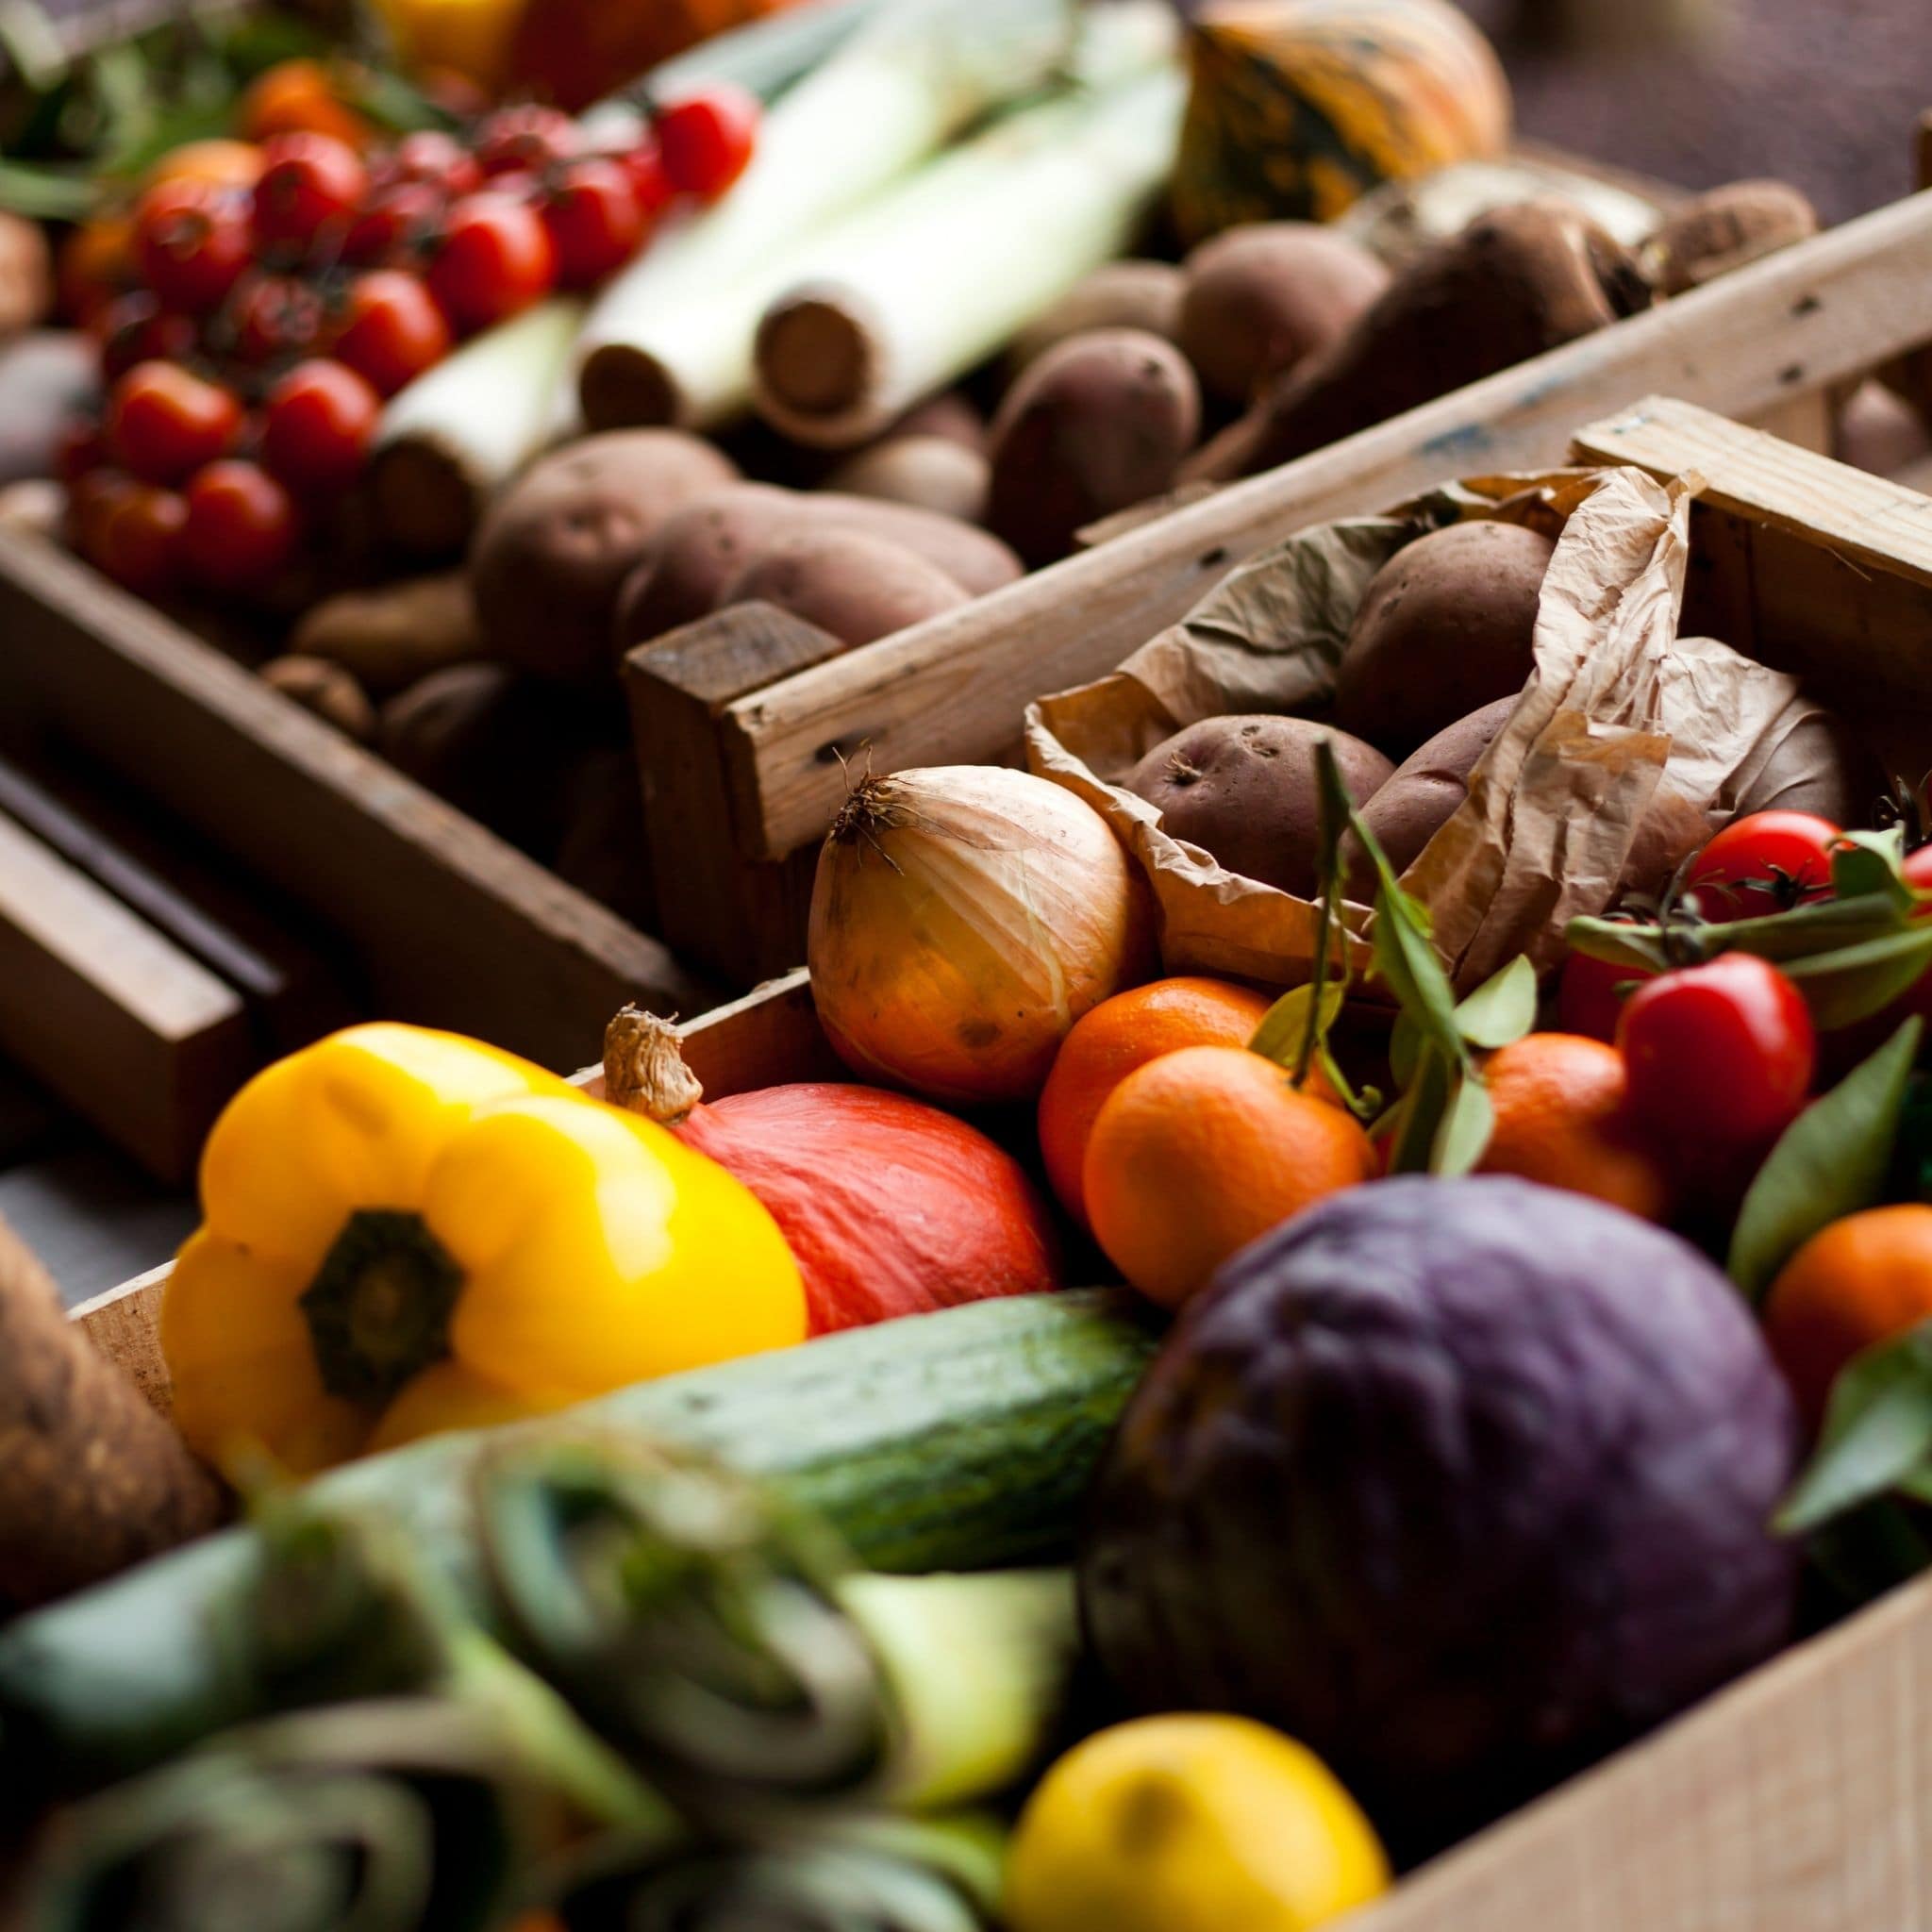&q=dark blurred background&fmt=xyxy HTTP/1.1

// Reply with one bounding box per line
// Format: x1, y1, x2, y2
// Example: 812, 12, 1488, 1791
1464, 0, 1929, 223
